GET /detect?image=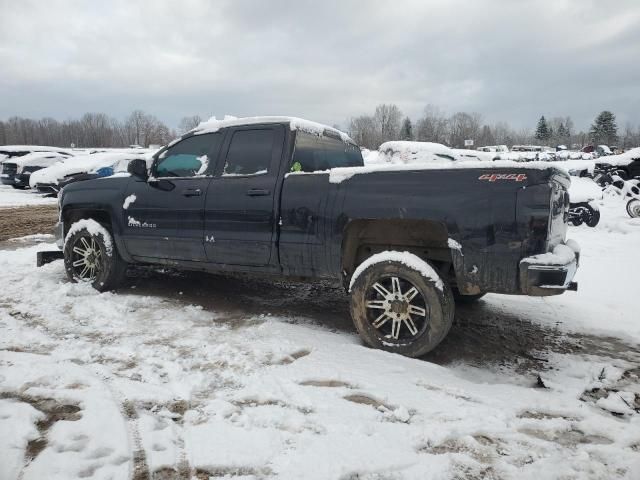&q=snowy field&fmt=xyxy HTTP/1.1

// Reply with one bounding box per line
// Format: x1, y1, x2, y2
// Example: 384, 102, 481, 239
0, 185, 57, 208
0, 191, 639, 479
